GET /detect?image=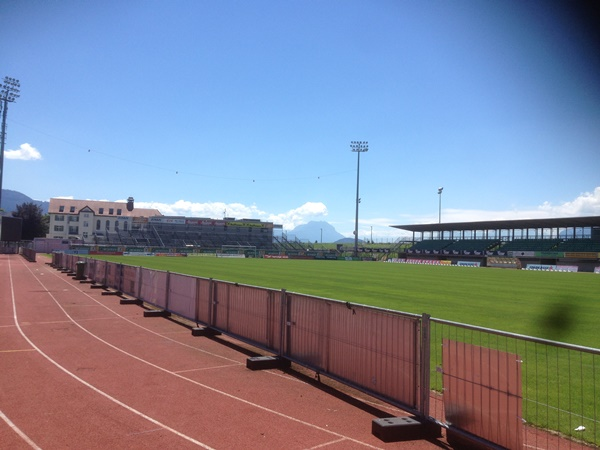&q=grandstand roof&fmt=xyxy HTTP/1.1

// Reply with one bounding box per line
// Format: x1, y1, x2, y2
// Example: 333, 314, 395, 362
392, 216, 600, 233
